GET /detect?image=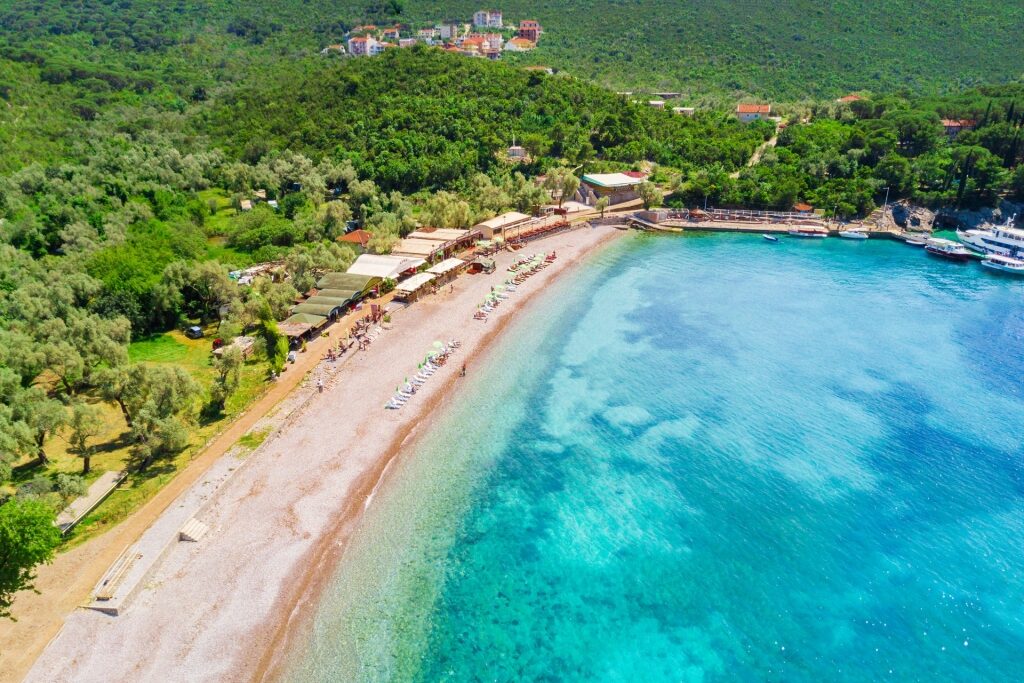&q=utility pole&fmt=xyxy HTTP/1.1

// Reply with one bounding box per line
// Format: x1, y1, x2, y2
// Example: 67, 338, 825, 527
882, 186, 890, 226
